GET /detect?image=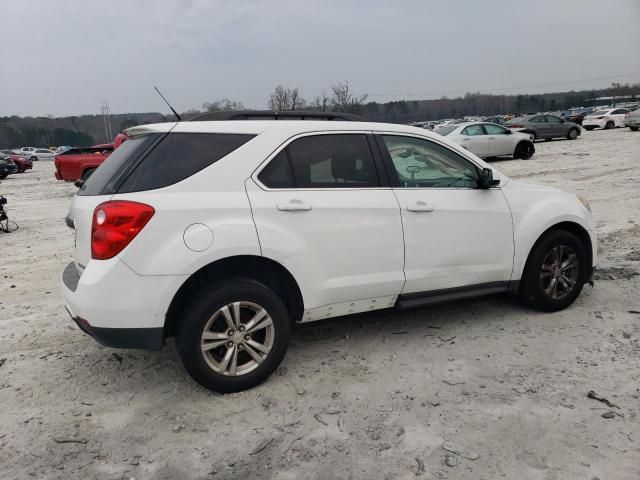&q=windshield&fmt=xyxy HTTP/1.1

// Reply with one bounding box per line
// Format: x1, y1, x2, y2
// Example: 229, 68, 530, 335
590, 110, 609, 116
435, 125, 458, 136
